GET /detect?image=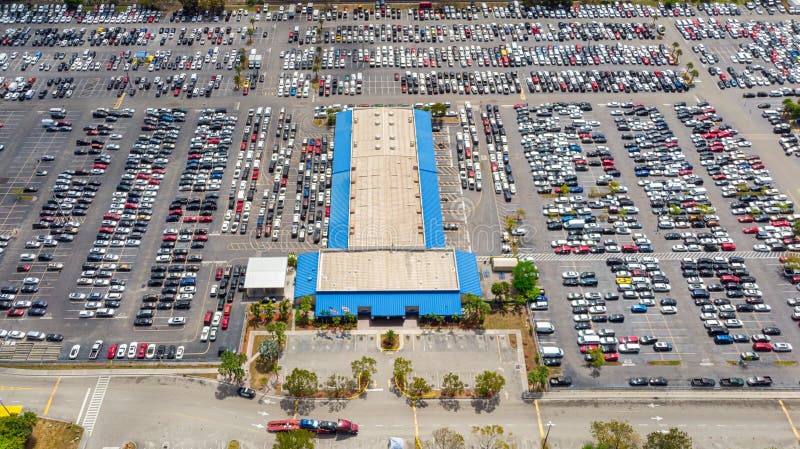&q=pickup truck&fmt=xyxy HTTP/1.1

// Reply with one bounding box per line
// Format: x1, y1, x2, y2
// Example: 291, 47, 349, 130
719, 377, 745, 387
88, 340, 104, 360
746, 376, 773, 386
